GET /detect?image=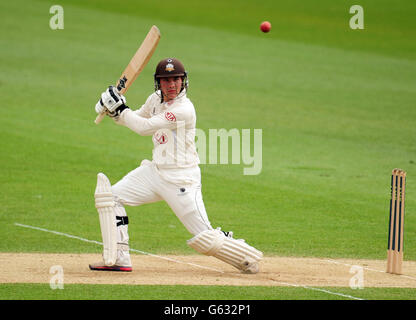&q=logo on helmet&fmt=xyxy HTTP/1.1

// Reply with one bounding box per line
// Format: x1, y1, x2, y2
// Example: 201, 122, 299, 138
165, 63, 175, 72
